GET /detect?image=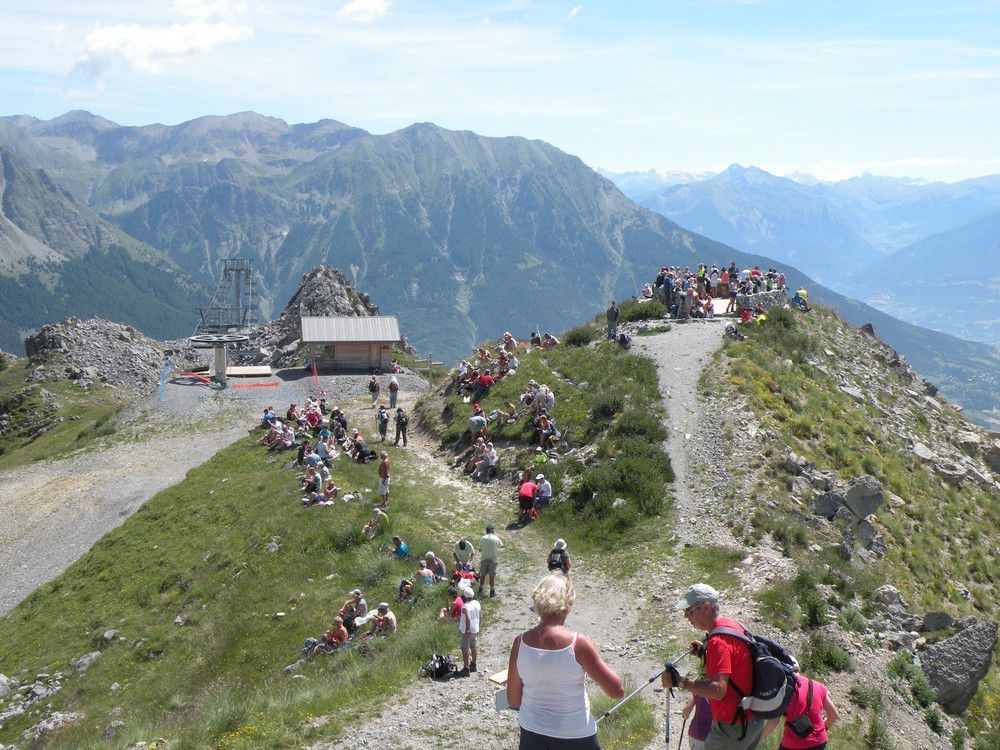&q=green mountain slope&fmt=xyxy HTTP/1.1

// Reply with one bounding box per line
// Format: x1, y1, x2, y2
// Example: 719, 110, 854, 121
0, 146, 207, 351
